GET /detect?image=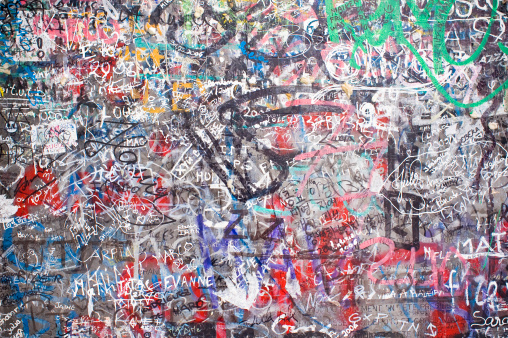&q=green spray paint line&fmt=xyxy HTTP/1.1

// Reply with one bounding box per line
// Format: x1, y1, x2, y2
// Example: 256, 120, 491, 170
324, 0, 507, 108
